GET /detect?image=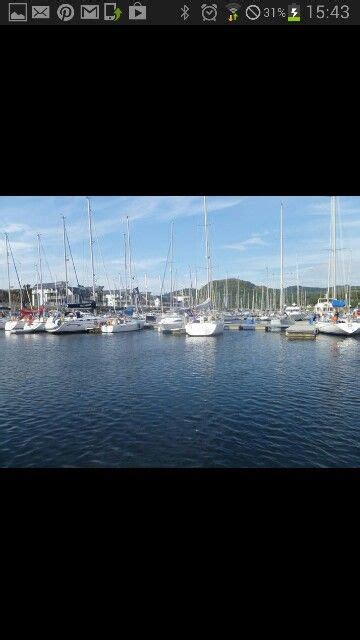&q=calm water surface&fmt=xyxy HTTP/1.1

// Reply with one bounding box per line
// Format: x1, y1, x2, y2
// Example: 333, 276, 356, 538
0, 329, 359, 467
